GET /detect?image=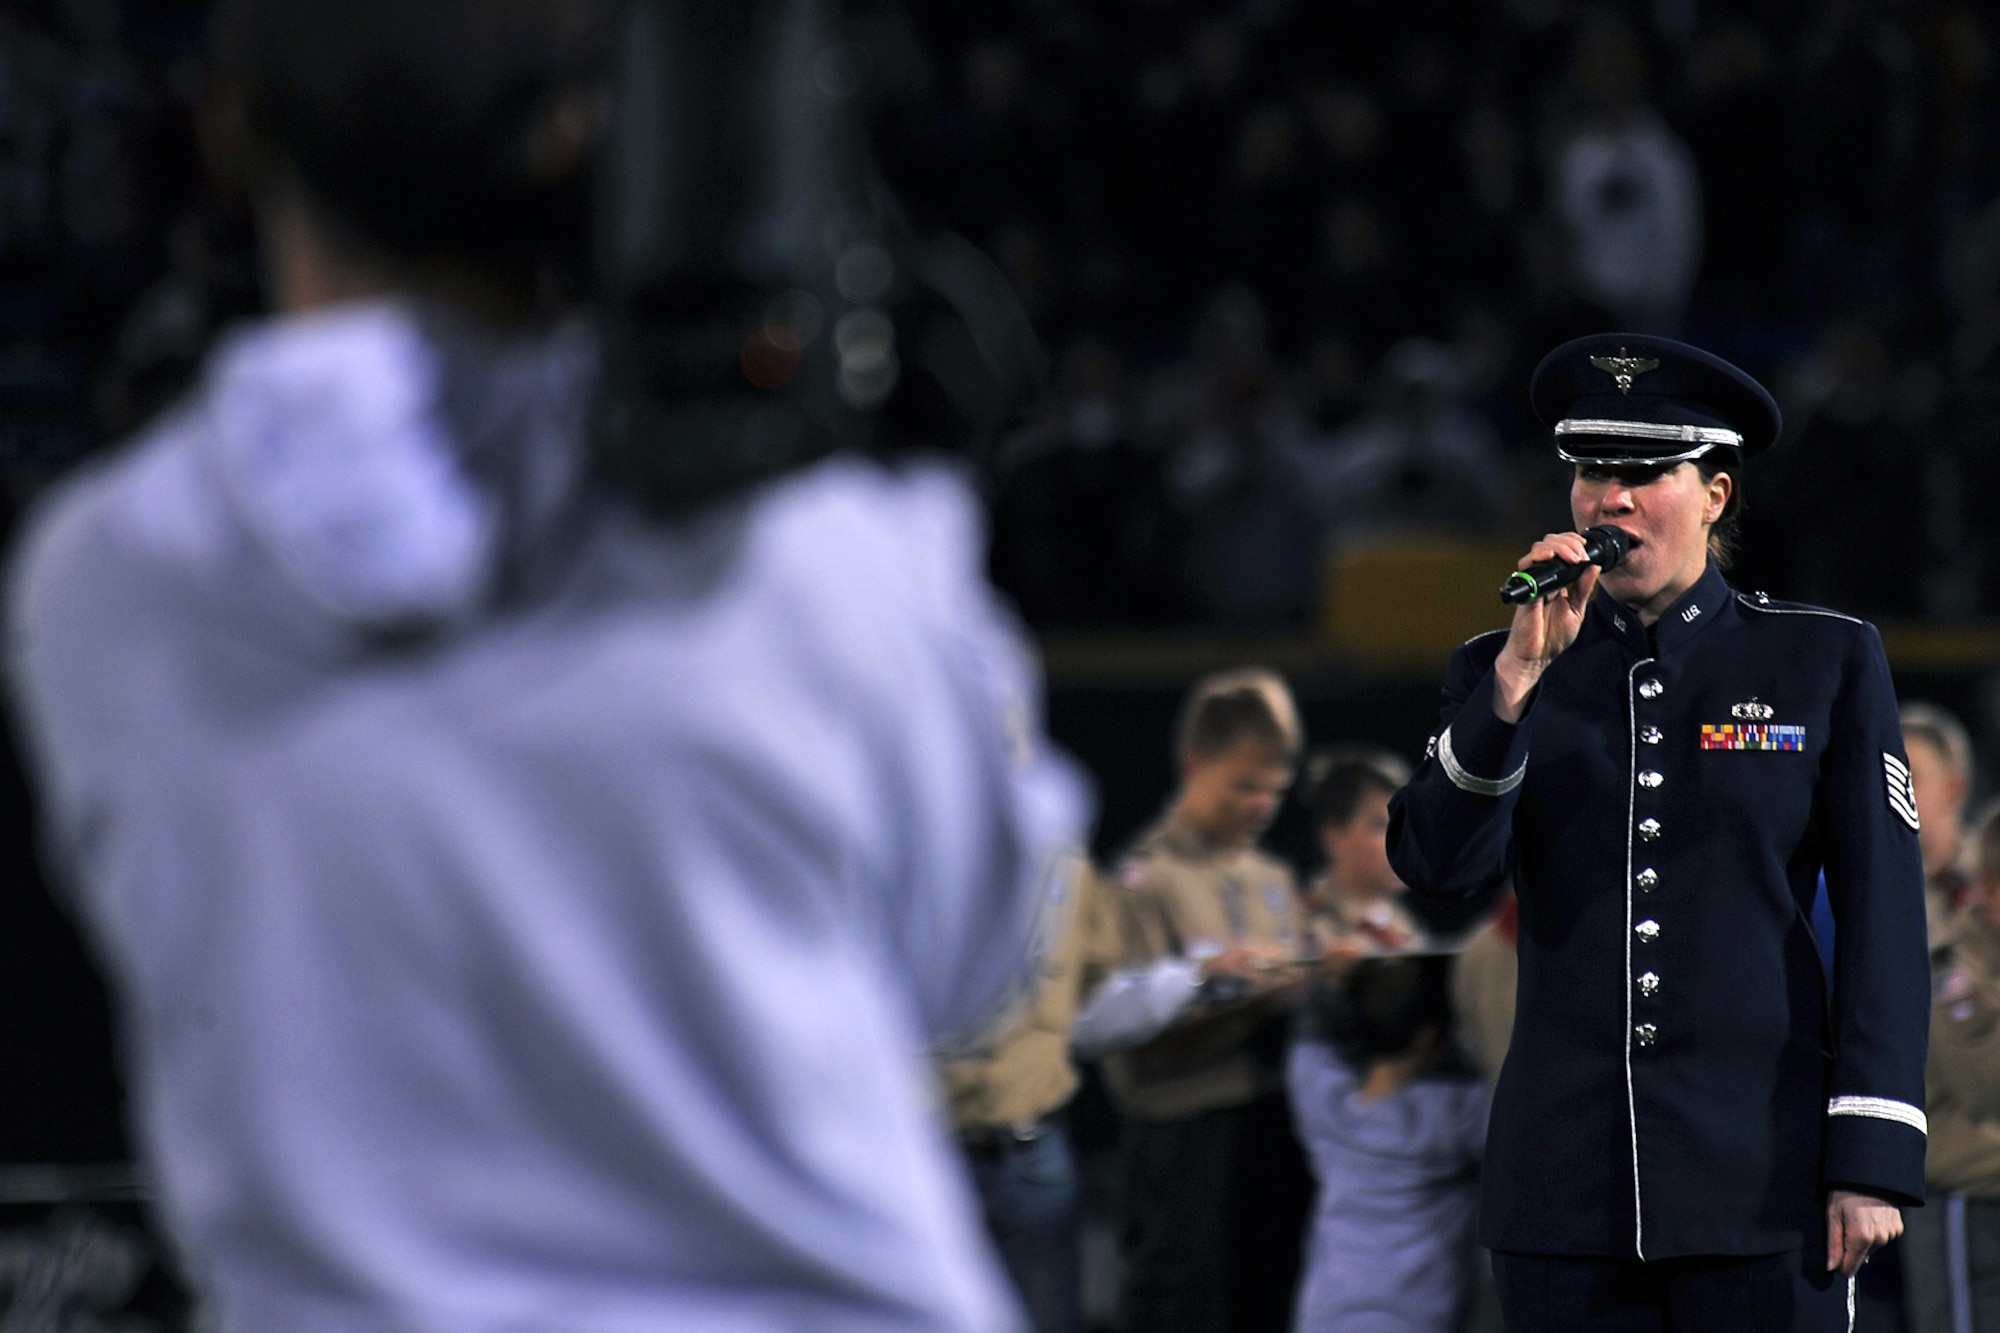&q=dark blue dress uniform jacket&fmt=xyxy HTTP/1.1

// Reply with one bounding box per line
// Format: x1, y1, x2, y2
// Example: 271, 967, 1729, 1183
1389, 563, 1929, 1260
